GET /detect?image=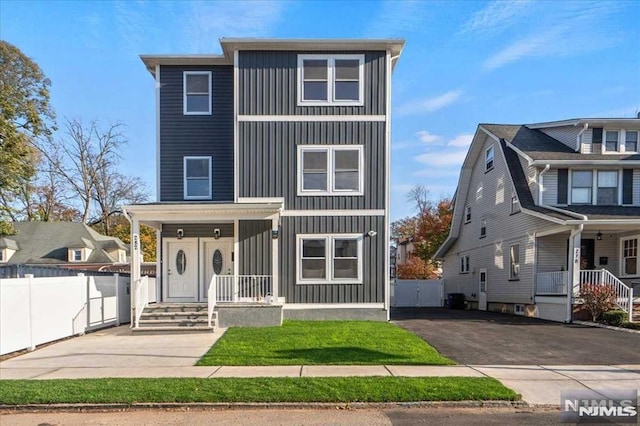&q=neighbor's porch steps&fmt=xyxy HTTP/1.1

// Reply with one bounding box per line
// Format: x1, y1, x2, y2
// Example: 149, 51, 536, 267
132, 303, 215, 334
